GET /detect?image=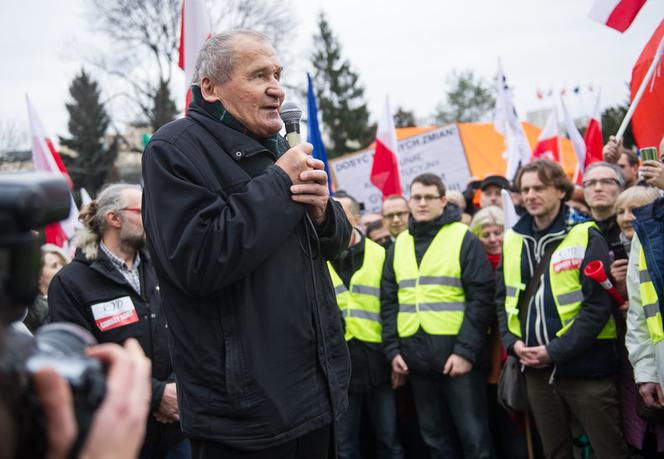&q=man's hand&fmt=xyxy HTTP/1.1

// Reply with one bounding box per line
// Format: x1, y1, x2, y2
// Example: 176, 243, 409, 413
519, 345, 553, 368
290, 157, 330, 225
603, 136, 622, 164
639, 382, 664, 408
34, 339, 151, 459
391, 354, 409, 375
442, 353, 473, 377
154, 382, 179, 423
274, 143, 314, 185
391, 371, 407, 389
641, 160, 664, 190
